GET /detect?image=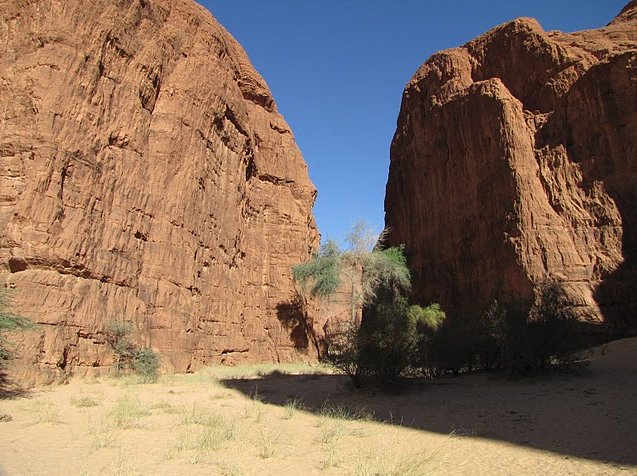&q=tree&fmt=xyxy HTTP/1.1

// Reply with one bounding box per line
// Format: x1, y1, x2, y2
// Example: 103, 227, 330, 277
293, 222, 410, 323
292, 239, 342, 302
425, 280, 585, 377
357, 284, 445, 383
0, 289, 34, 361
292, 223, 445, 385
